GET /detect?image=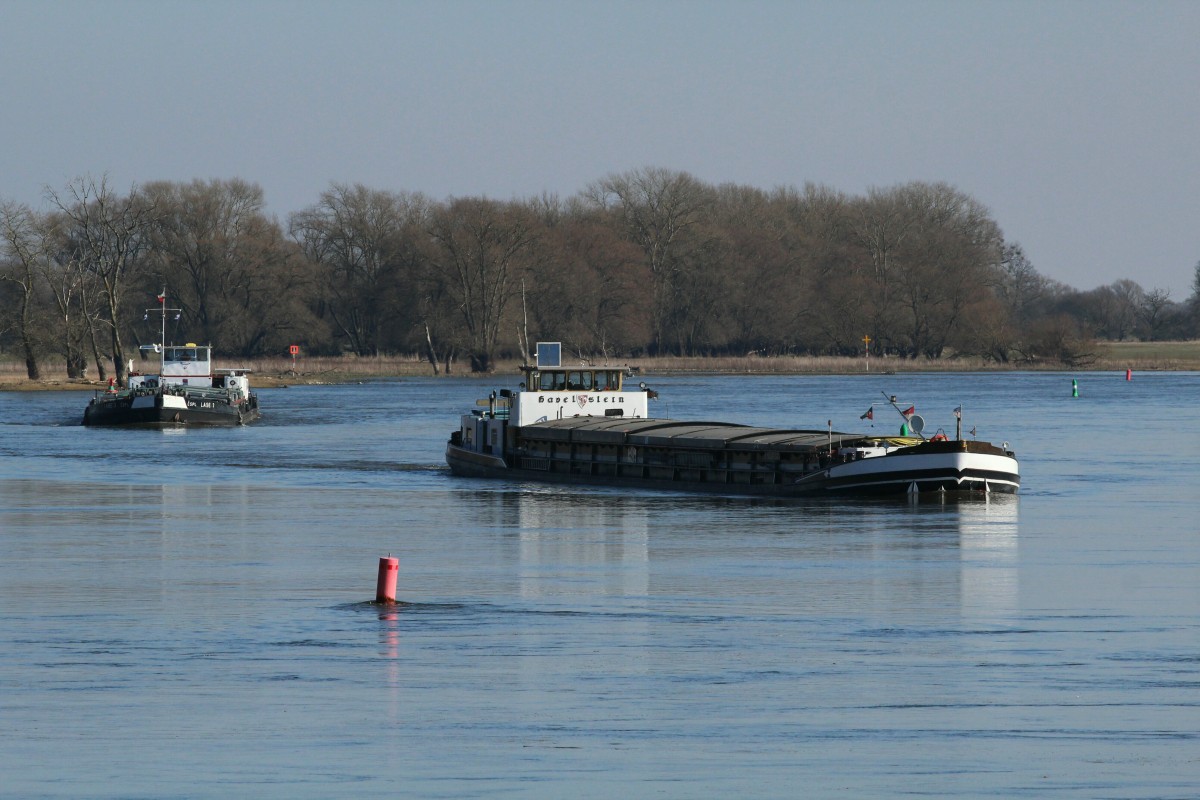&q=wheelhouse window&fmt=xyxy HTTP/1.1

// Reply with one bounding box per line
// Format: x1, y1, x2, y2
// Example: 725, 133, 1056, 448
567, 371, 593, 390
165, 347, 201, 362
539, 371, 567, 391
601, 370, 622, 390
532, 368, 623, 392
